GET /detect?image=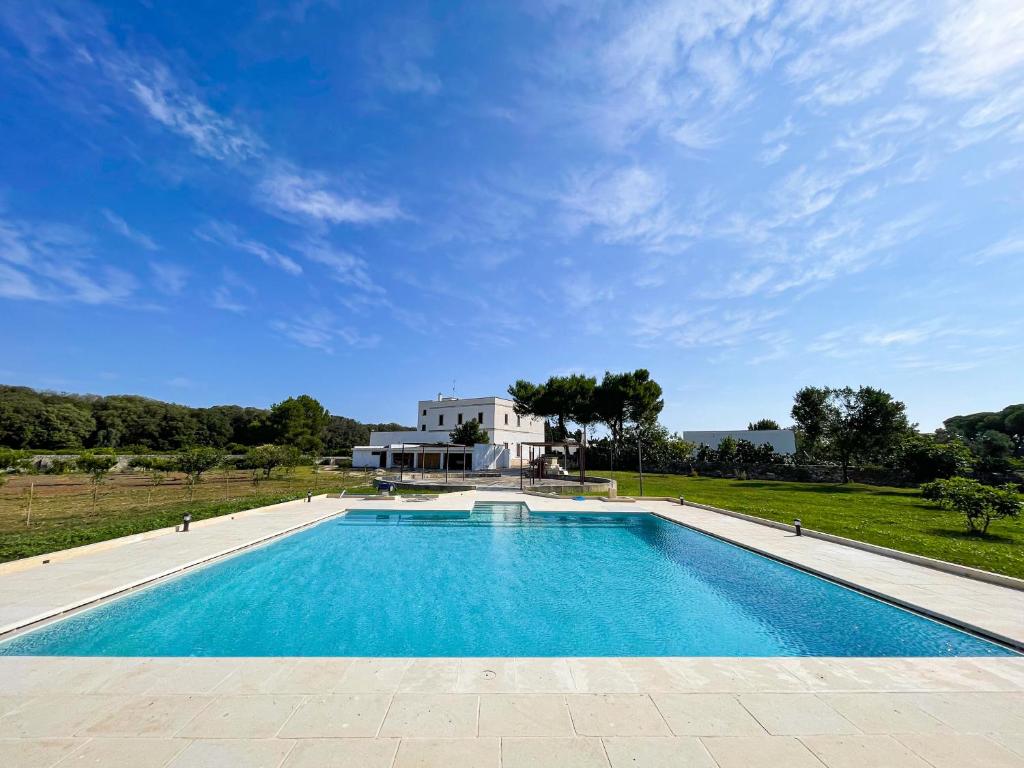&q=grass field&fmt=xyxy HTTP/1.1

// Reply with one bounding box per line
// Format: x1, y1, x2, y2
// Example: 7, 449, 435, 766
606, 471, 1024, 579
0, 466, 378, 563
